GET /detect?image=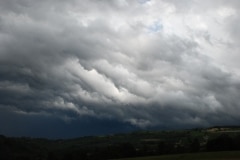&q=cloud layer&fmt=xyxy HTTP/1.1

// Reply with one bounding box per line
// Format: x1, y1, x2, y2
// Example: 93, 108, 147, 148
1, 0, 240, 137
